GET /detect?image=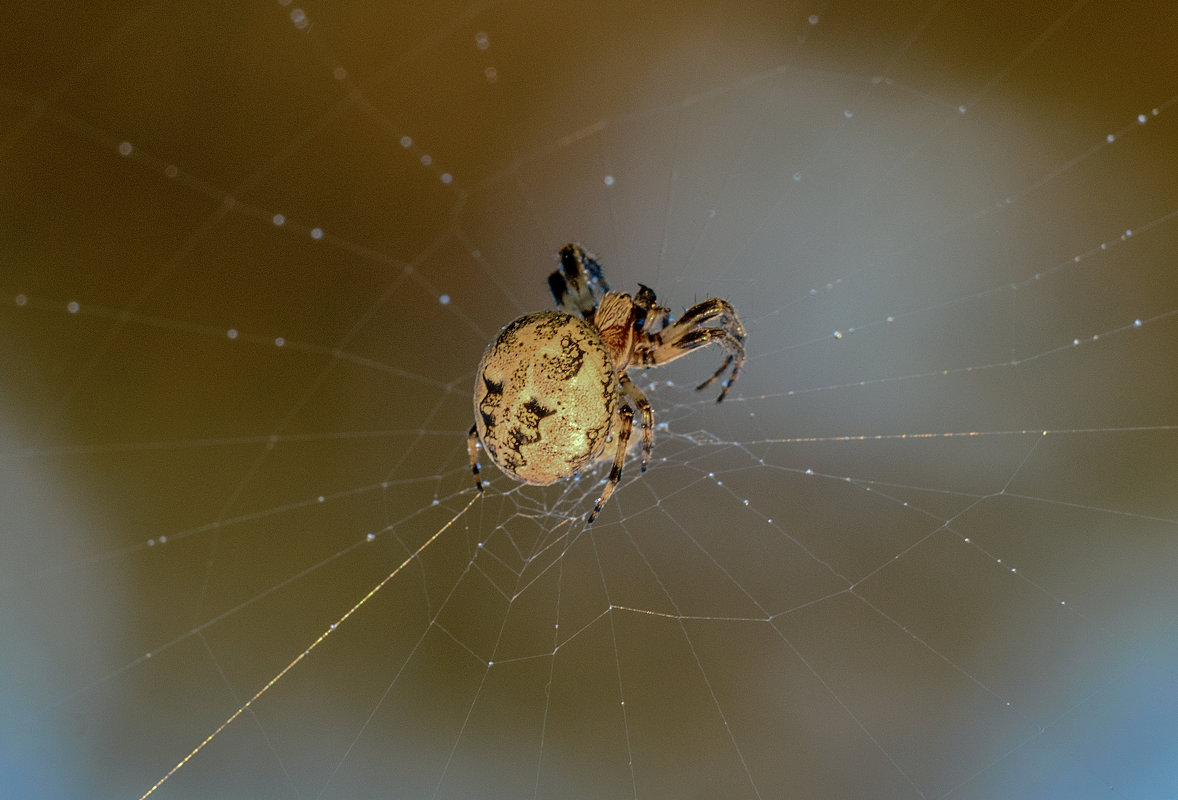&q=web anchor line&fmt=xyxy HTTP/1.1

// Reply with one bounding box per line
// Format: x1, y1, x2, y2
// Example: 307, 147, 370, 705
136, 493, 480, 800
